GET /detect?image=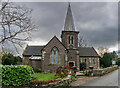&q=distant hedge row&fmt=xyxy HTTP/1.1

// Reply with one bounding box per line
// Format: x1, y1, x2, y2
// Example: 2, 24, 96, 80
2, 65, 34, 86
